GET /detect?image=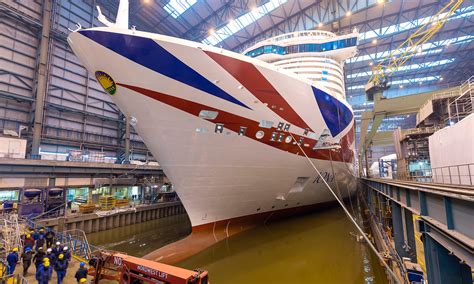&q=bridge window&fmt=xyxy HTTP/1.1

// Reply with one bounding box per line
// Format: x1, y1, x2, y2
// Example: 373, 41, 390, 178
239, 126, 247, 136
